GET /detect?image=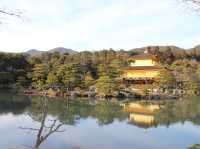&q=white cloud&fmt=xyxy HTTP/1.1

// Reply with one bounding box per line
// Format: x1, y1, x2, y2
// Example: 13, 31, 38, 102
0, 0, 199, 52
